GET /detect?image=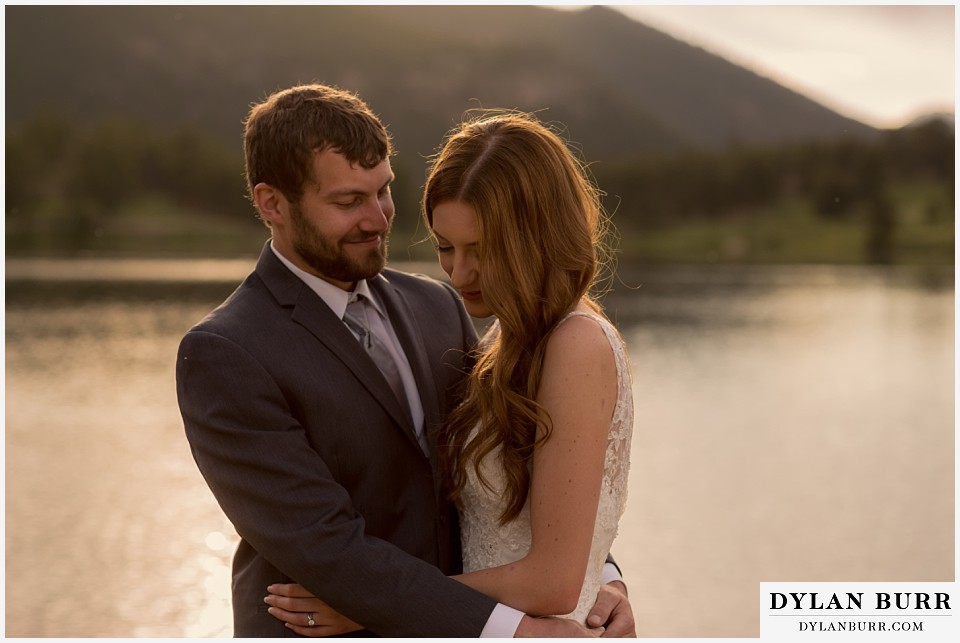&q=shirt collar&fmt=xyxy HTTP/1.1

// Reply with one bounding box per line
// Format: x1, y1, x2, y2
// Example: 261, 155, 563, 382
270, 241, 384, 320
